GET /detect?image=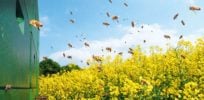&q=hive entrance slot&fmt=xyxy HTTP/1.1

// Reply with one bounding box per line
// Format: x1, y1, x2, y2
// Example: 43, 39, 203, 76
16, 0, 25, 34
